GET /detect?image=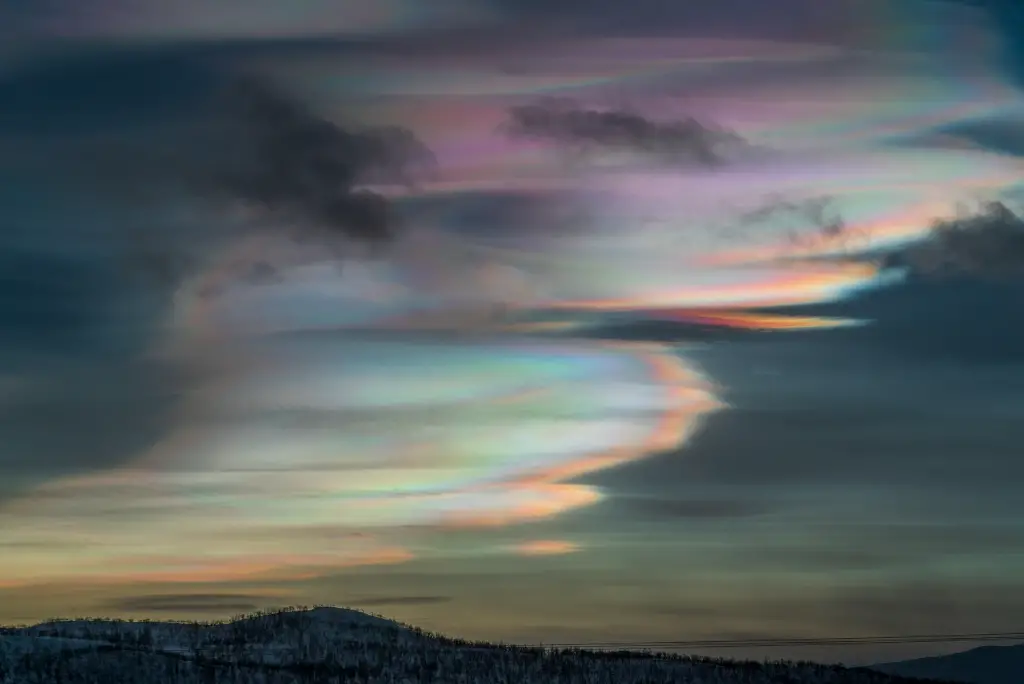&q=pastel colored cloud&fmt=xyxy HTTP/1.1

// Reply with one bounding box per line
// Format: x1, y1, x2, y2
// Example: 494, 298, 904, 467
0, 334, 719, 587
515, 540, 580, 556
3, 8, 1024, 628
